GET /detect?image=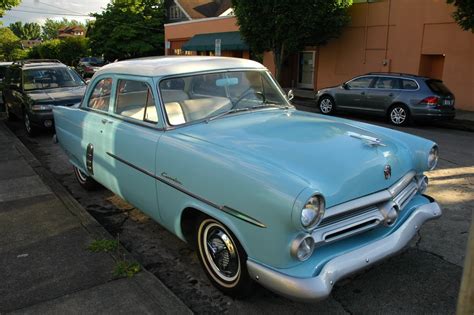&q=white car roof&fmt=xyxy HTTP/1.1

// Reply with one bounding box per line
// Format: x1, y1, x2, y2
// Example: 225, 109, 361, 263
95, 56, 267, 77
